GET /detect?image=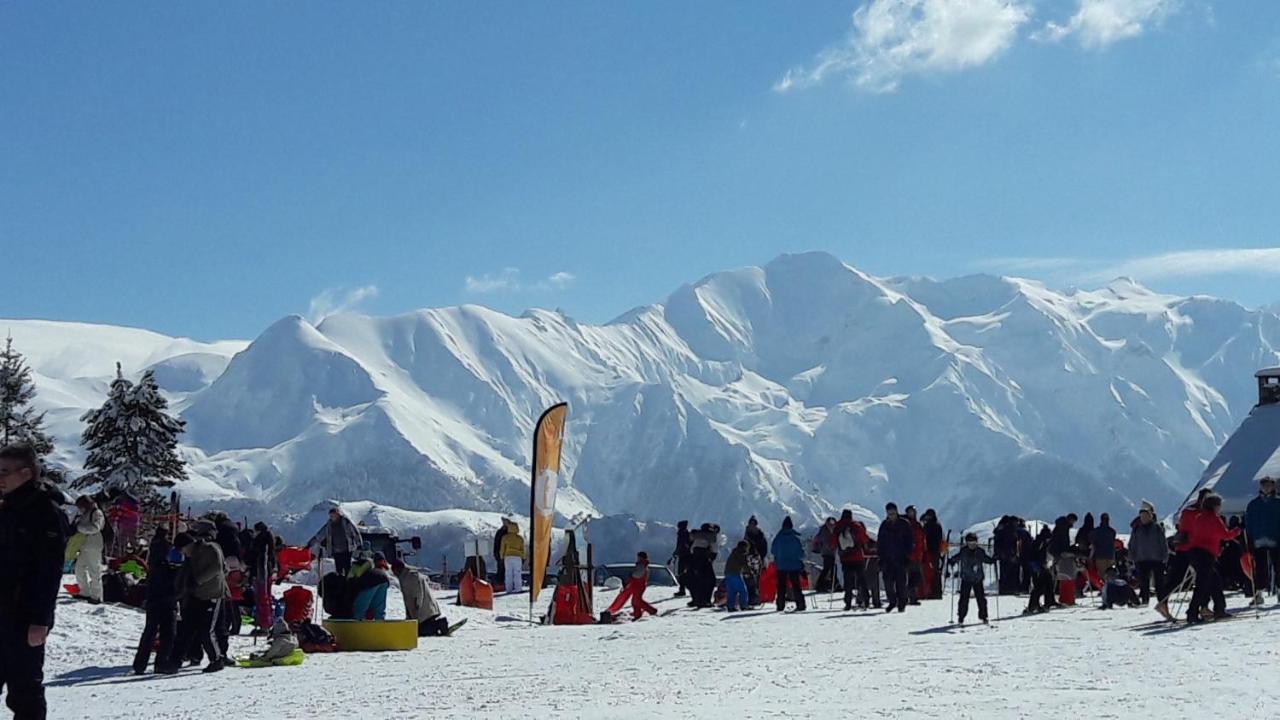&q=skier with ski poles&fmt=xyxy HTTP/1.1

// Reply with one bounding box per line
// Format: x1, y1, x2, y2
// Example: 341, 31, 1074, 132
947, 533, 996, 625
